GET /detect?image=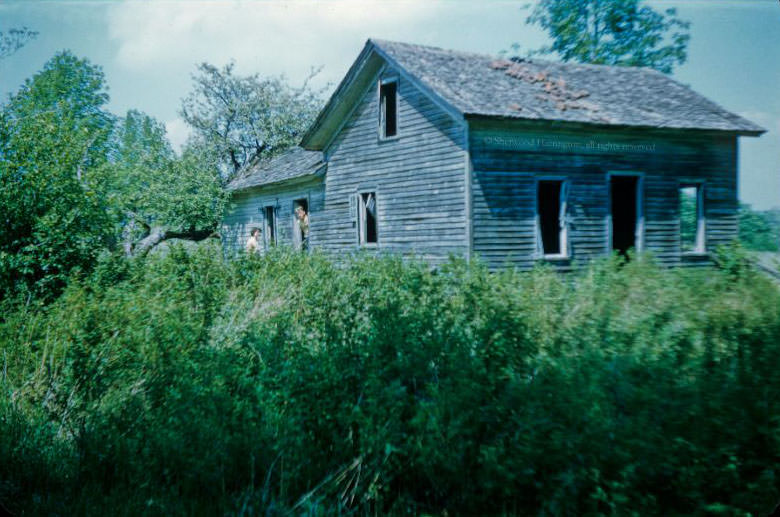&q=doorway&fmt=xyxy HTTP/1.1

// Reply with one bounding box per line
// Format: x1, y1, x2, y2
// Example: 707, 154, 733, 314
610, 175, 641, 258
